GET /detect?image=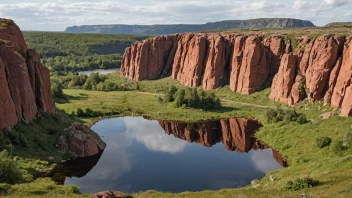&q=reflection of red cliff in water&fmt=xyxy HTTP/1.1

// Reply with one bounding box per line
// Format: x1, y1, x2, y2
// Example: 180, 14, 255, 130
159, 118, 287, 167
